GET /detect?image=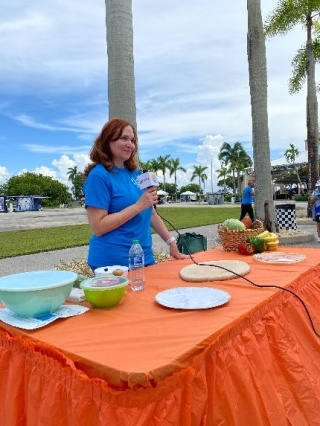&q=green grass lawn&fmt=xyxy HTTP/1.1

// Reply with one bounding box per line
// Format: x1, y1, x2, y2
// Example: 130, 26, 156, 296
0, 206, 241, 259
